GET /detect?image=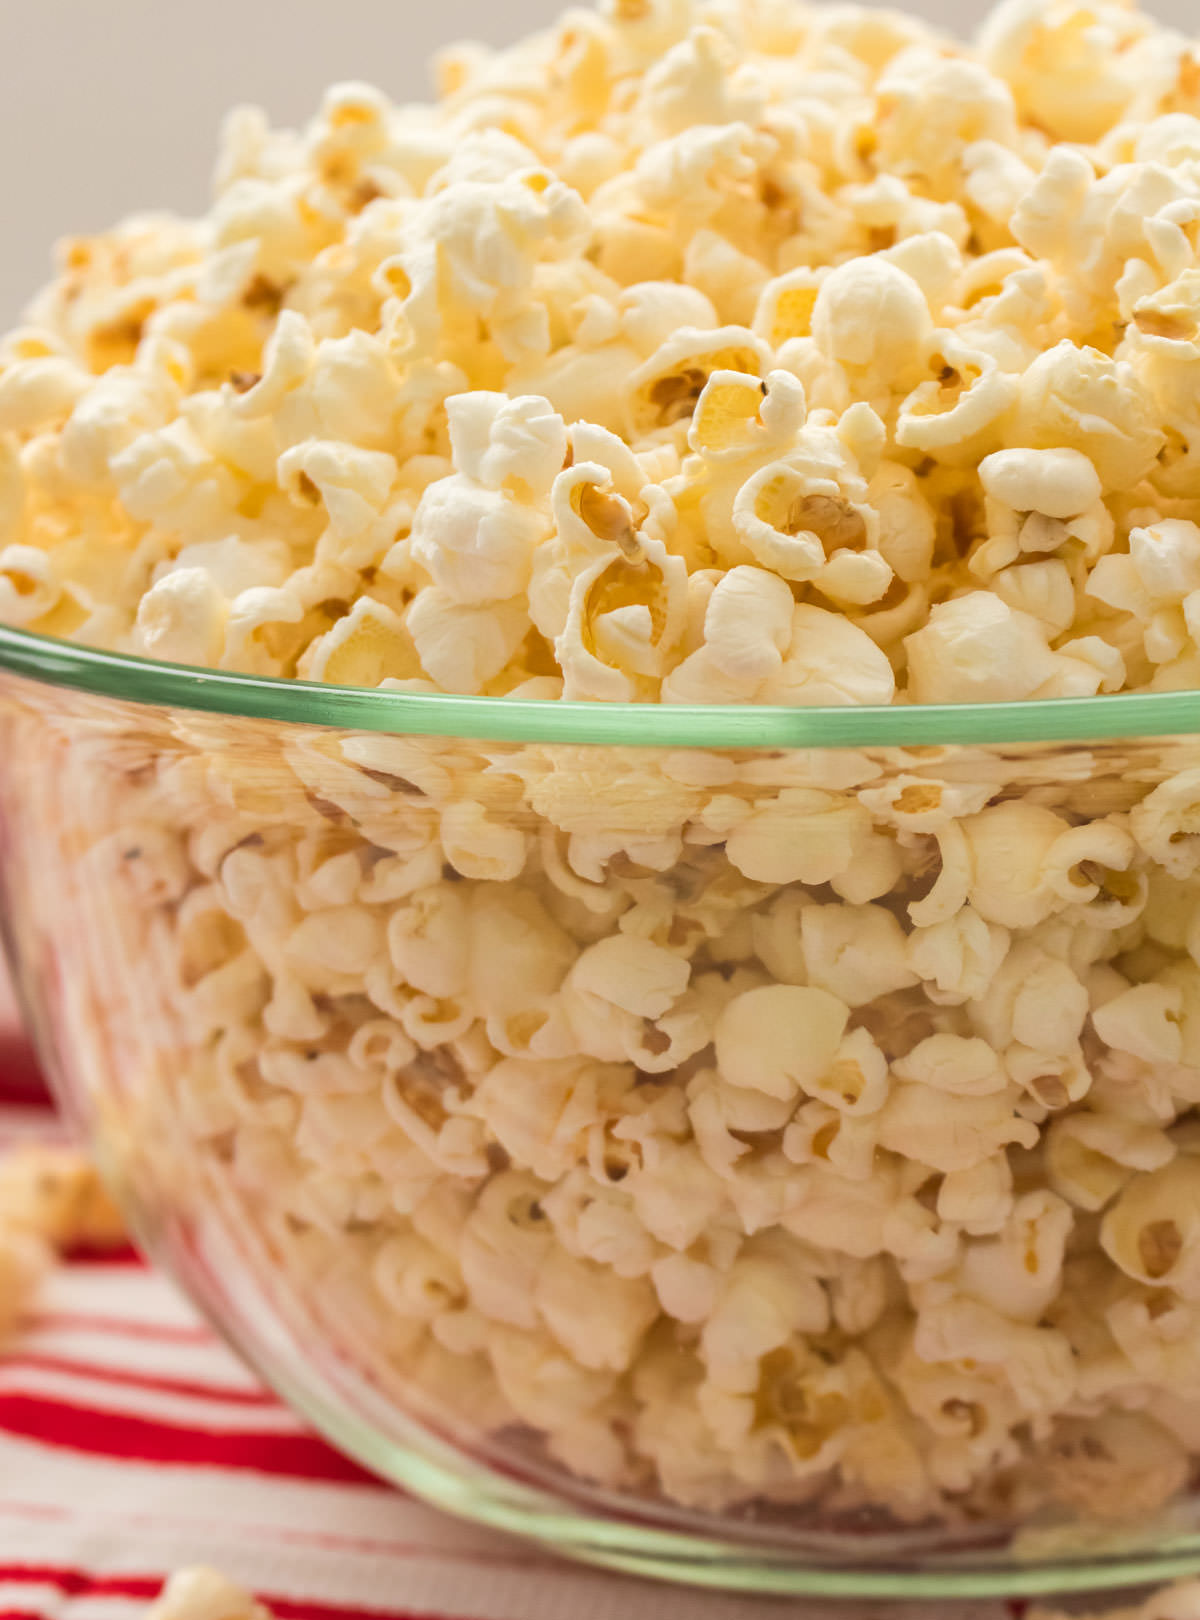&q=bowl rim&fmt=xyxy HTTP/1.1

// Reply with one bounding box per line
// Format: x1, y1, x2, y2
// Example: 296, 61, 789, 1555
2, 621, 1200, 748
